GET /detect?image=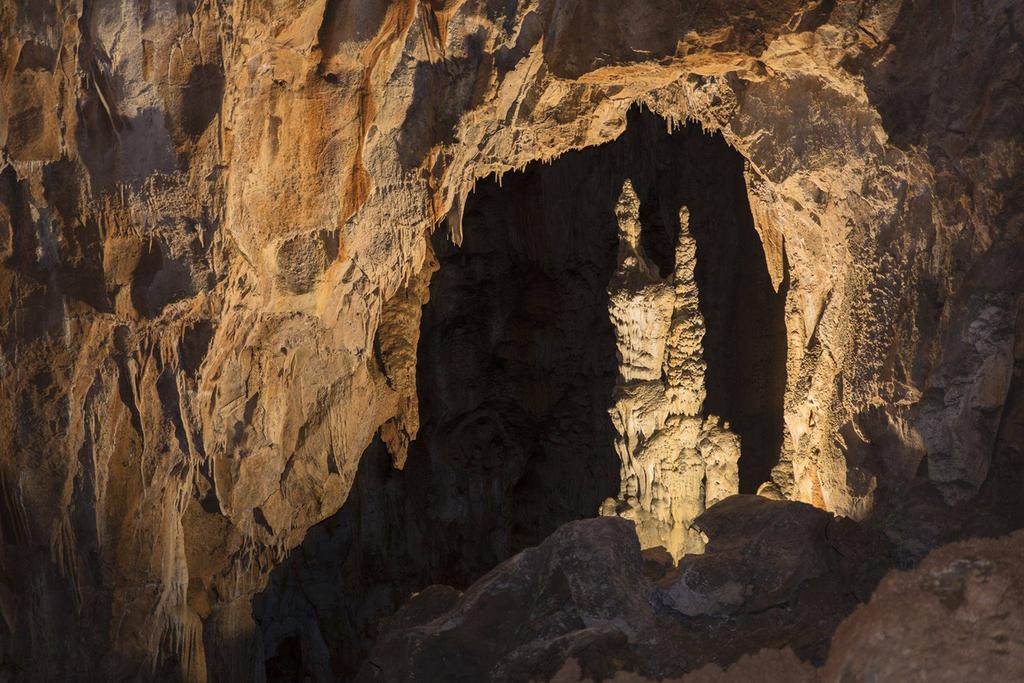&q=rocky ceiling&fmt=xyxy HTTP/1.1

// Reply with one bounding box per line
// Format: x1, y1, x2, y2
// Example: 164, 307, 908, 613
0, 0, 1021, 681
